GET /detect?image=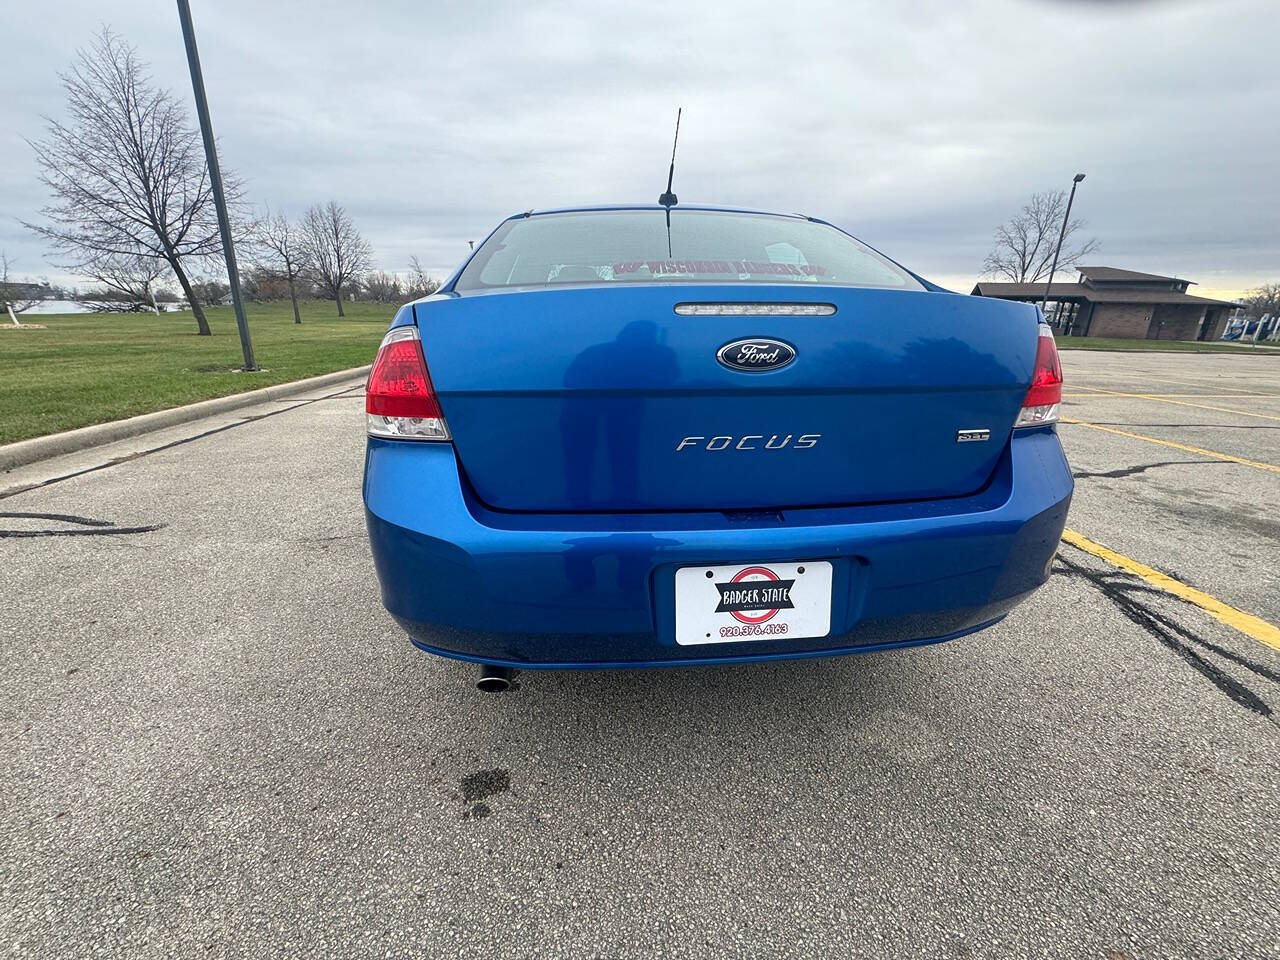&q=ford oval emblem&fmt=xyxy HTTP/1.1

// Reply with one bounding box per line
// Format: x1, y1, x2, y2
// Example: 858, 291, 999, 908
716, 338, 796, 373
